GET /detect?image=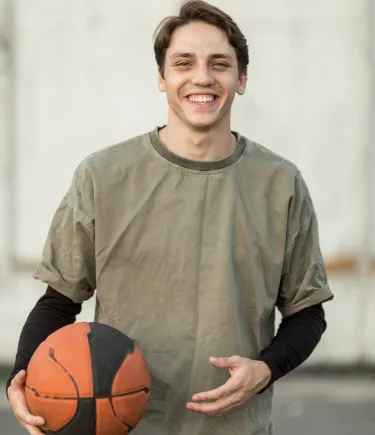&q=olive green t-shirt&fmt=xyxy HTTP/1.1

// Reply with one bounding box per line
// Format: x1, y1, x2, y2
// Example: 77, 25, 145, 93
34, 127, 333, 435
